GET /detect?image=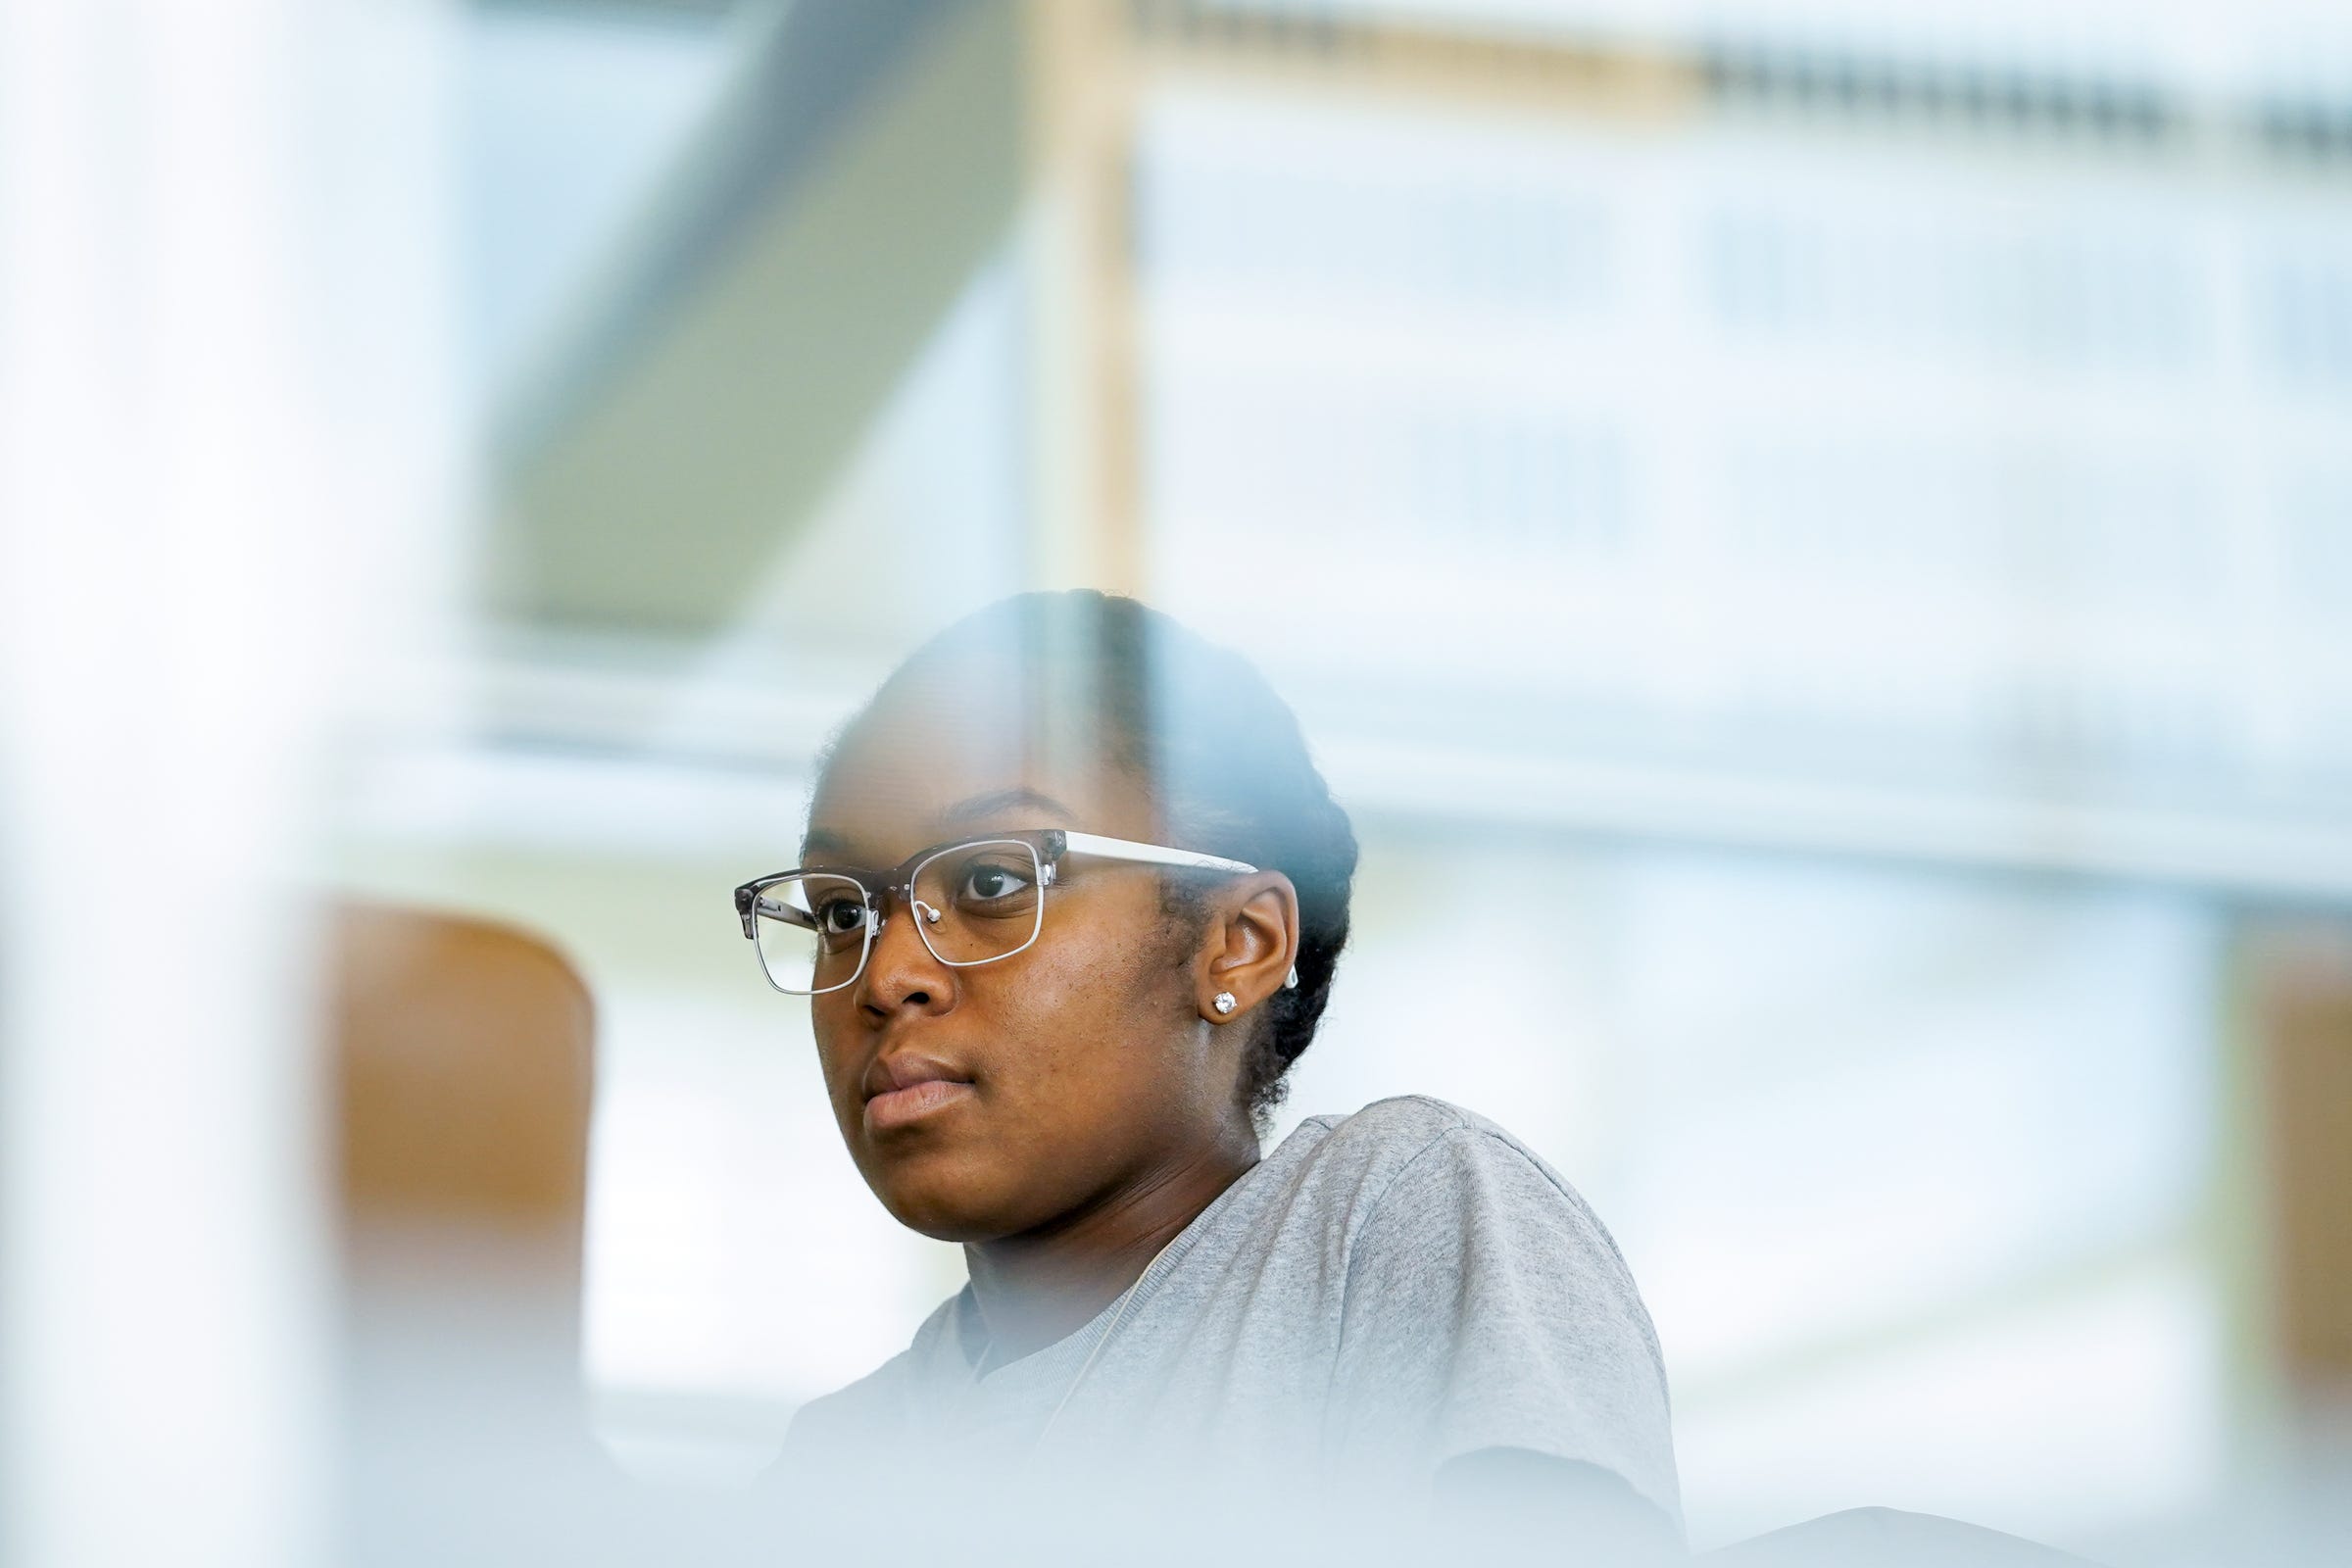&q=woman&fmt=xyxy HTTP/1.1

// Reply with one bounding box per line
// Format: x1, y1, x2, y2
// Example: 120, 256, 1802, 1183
744, 592, 1678, 1550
